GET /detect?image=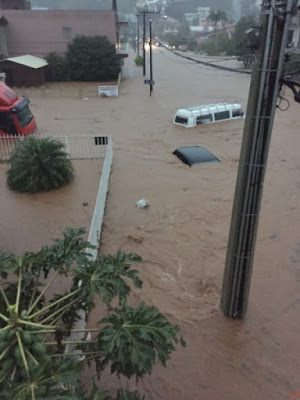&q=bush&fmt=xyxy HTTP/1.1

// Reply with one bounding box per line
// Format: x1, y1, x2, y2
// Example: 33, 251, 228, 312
45, 52, 71, 82
67, 35, 121, 81
283, 54, 300, 74
7, 137, 74, 193
135, 56, 143, 66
